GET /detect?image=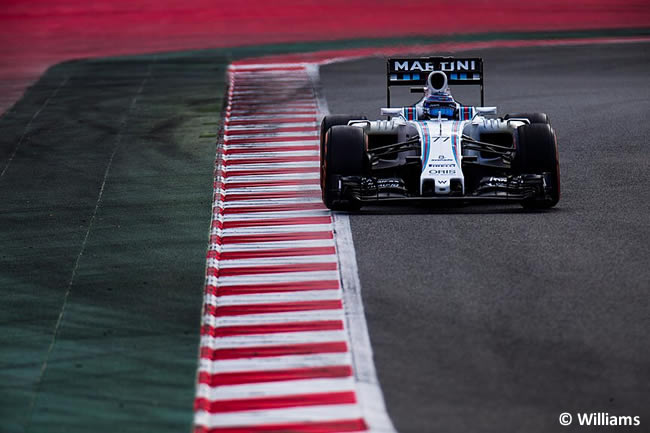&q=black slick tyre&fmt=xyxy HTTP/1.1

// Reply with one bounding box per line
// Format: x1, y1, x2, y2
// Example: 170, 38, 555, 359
322, 125, 365, 211
320, 114, 367, 180
514, 123, 560, 208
